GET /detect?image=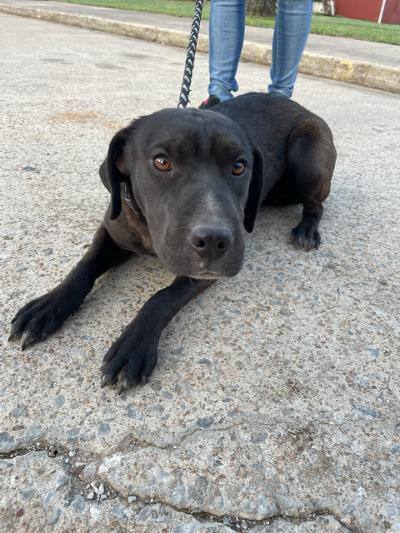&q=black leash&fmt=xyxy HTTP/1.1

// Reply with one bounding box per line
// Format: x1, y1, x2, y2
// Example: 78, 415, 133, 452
177, 0, 205, 108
